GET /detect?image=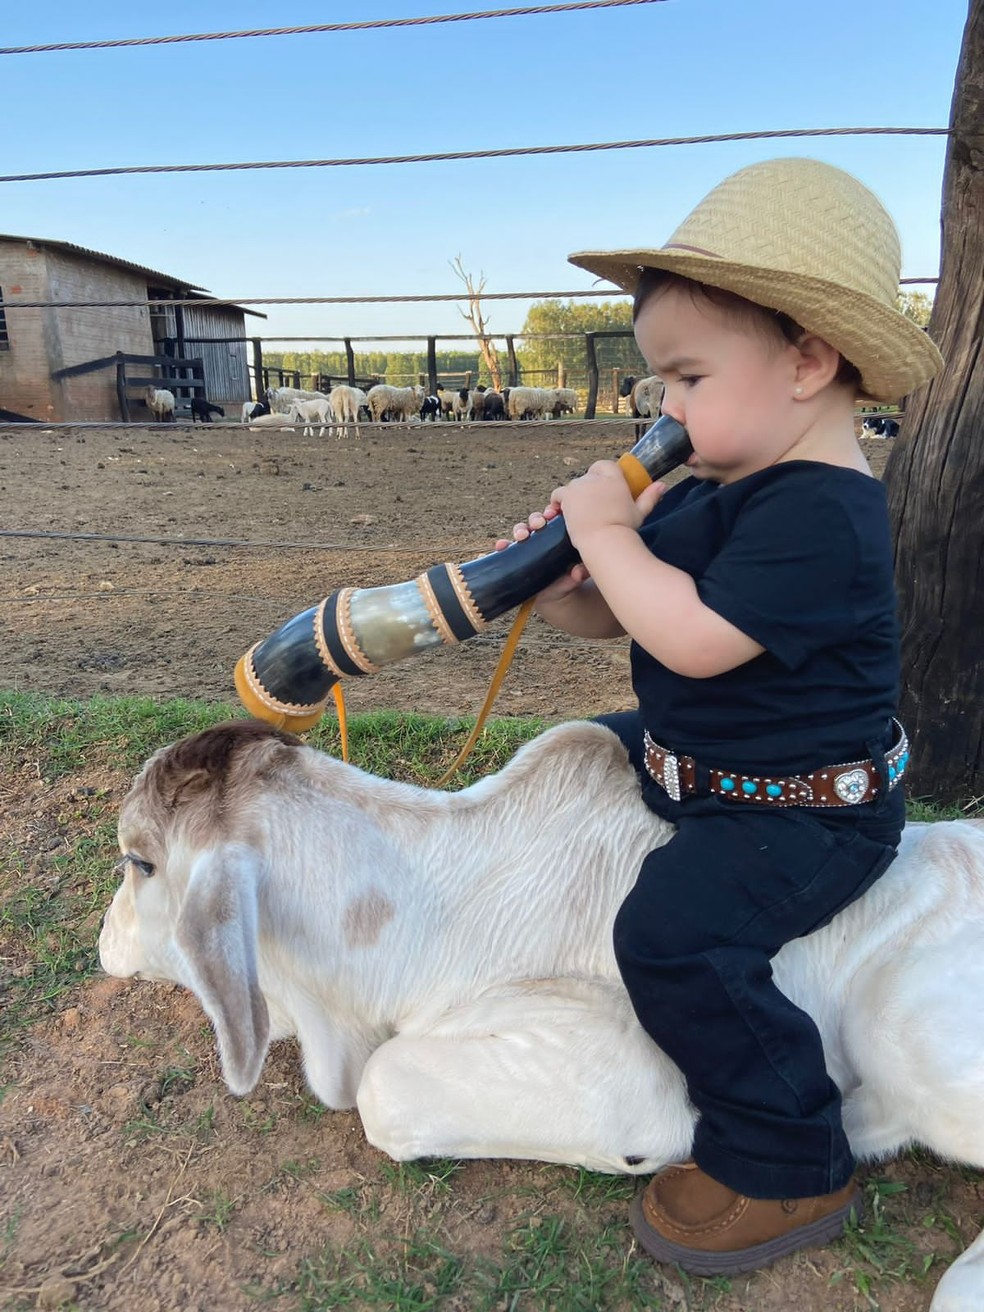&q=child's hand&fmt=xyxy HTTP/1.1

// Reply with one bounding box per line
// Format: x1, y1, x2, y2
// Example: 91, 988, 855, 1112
494, 502, 591, 602
552, 462, 667, 541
